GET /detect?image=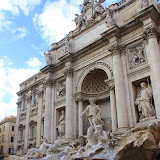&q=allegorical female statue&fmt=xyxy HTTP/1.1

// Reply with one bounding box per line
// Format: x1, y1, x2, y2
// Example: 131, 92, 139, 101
57, 110, 65, 137
135, 82, 155, 120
